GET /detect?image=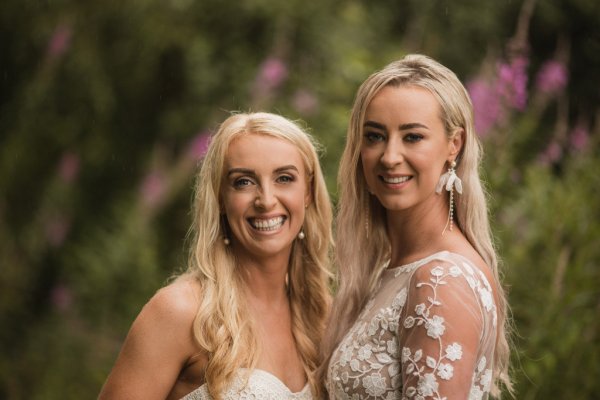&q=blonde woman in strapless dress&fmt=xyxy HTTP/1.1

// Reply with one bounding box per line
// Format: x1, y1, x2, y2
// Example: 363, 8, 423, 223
99, 112, 332, 400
